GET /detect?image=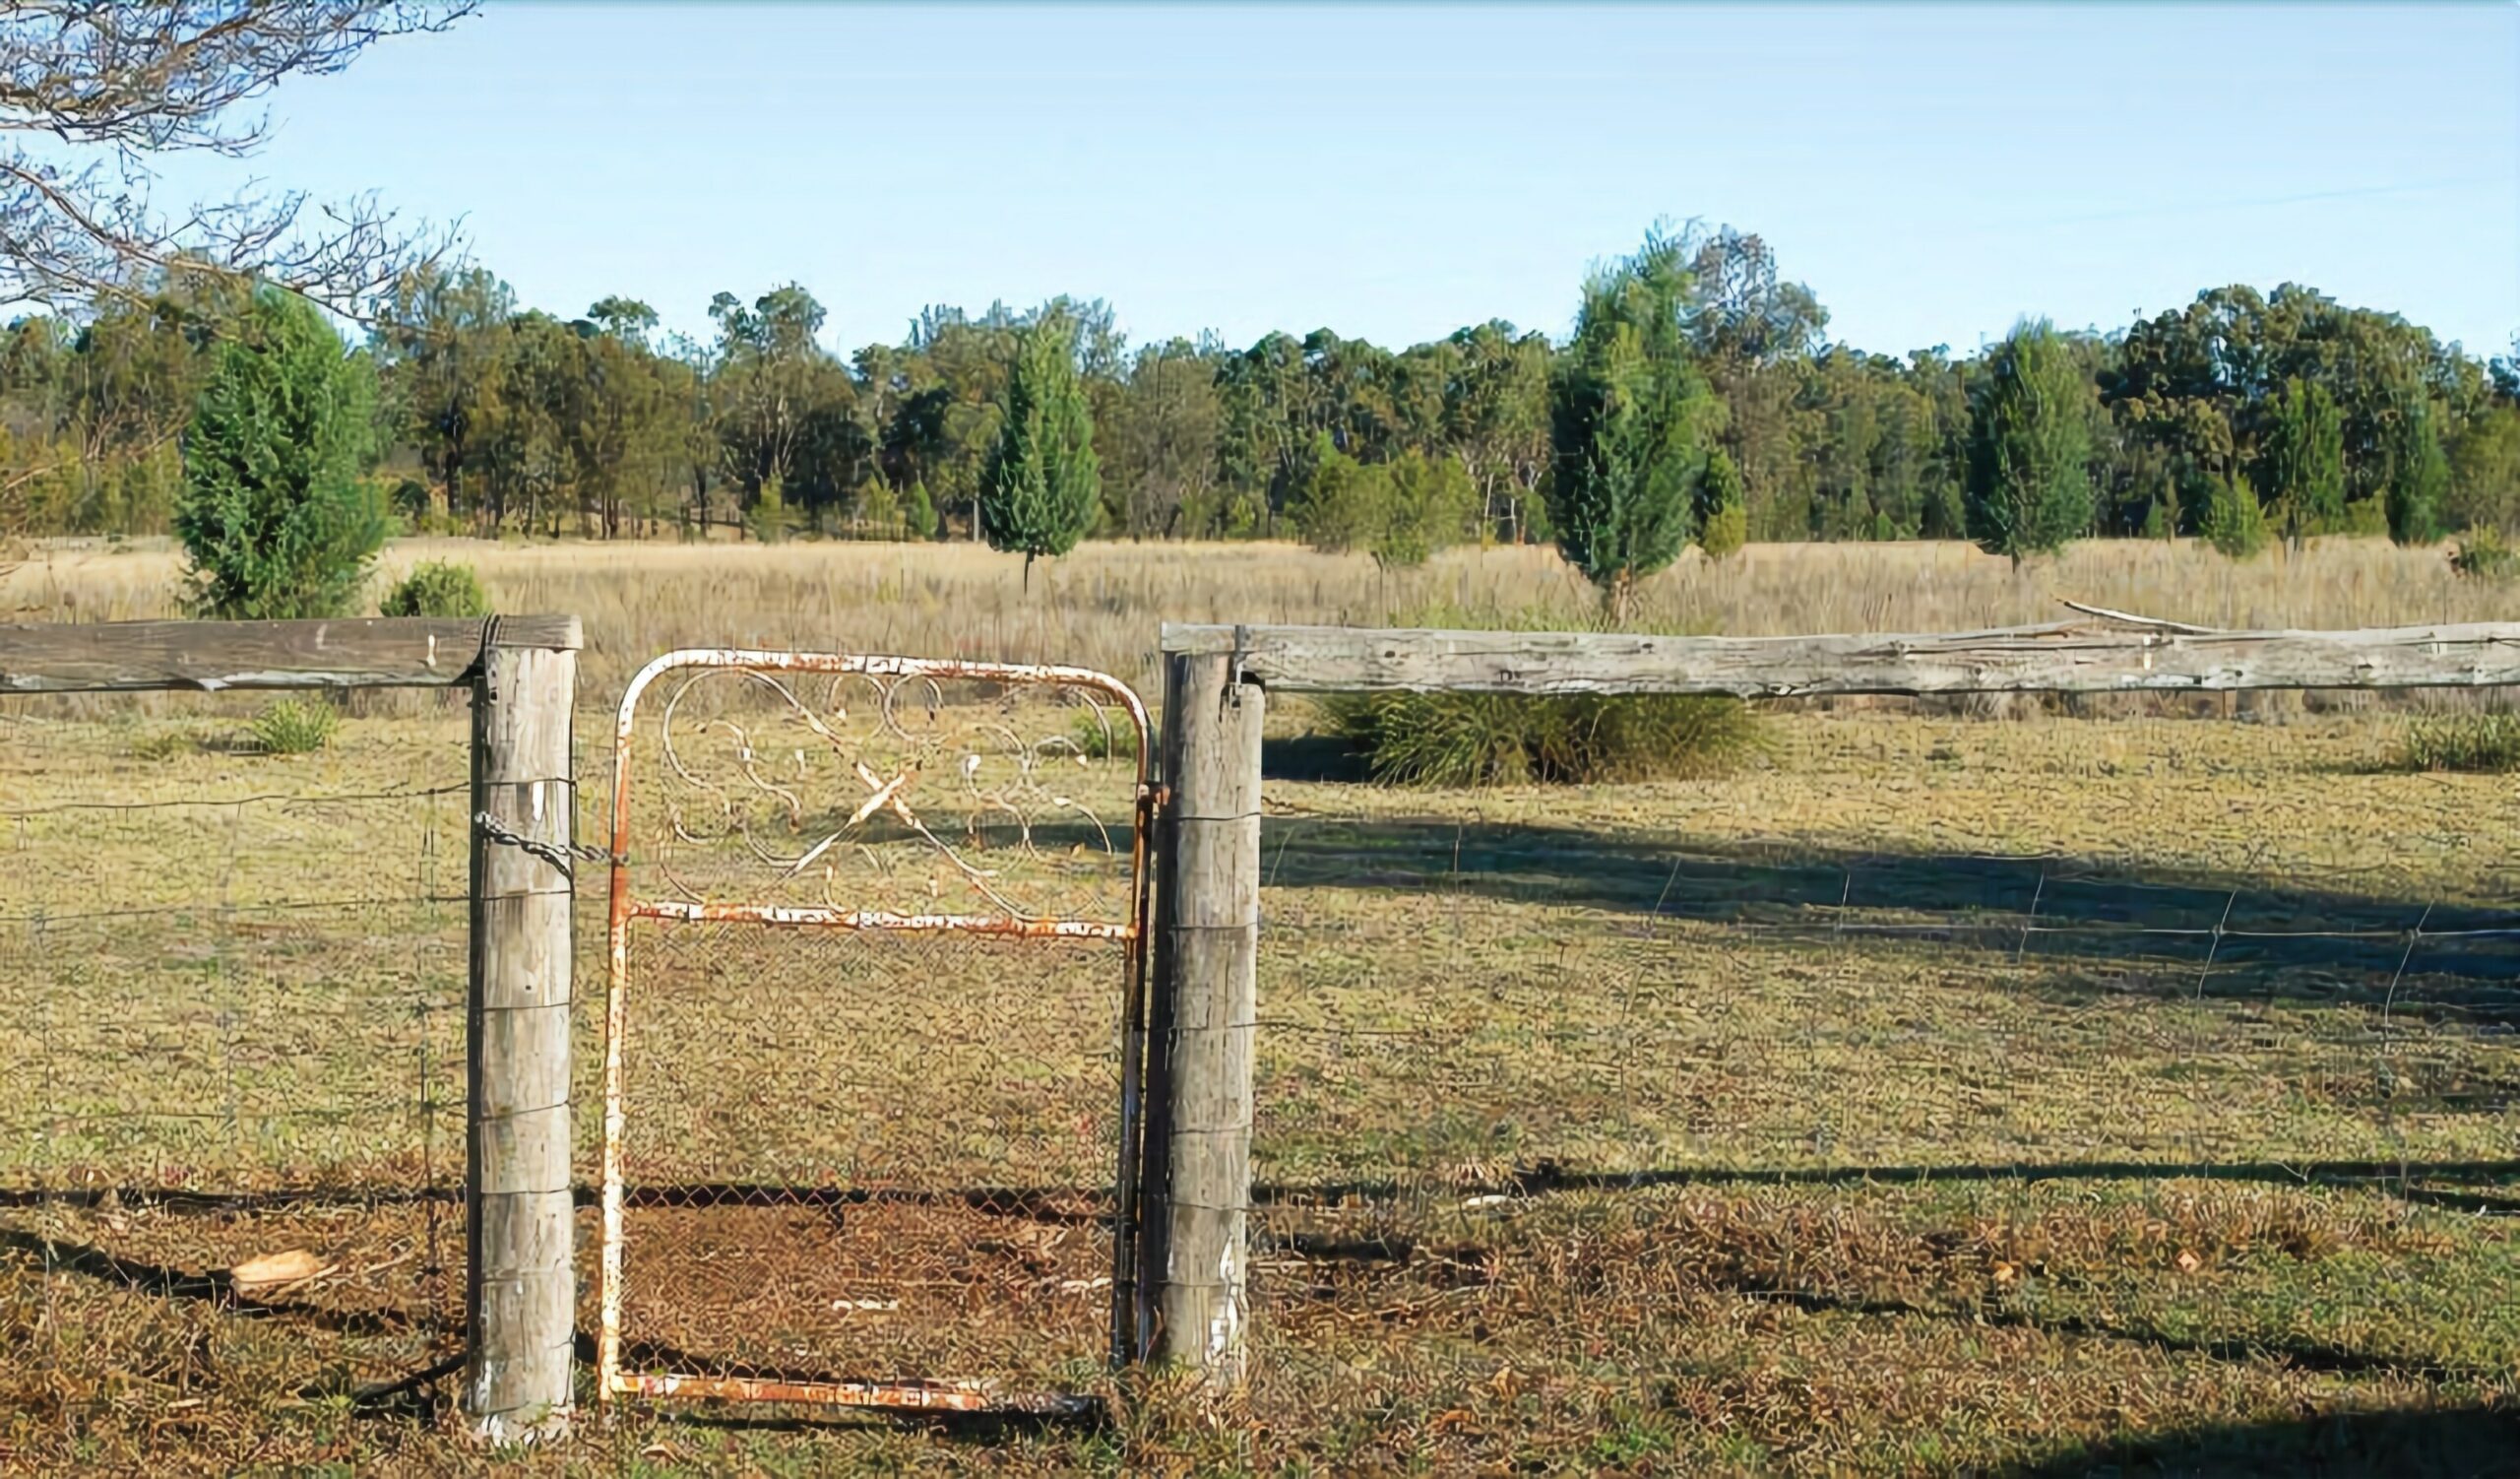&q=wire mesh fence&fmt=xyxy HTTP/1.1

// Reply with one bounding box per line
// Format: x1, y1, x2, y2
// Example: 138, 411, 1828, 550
9, 648, 2514, 1470
602, 924, 1125, 1403
593, 654, 1149, 1413
0, 699, 475, 1462
1240, 701, 2520, 1469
